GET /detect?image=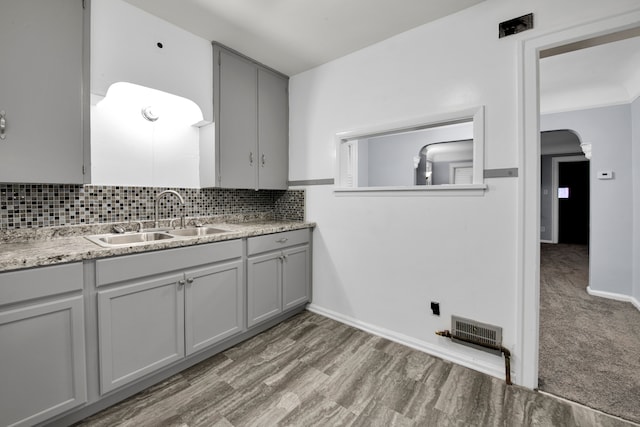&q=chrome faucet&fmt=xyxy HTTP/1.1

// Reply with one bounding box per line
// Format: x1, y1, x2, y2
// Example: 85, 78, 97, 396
155, 190, 185, 229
